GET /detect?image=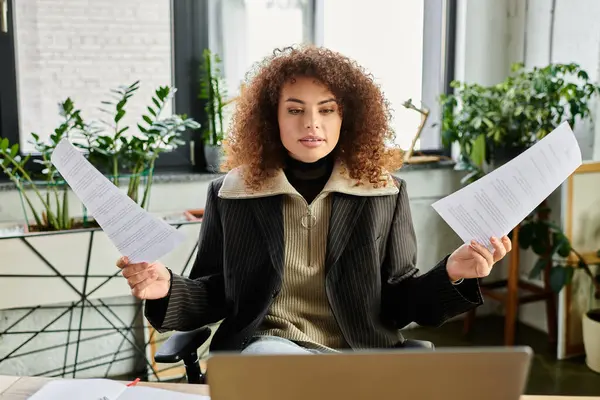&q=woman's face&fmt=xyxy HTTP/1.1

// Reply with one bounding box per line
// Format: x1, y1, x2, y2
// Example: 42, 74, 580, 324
277, 76, 342, 163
